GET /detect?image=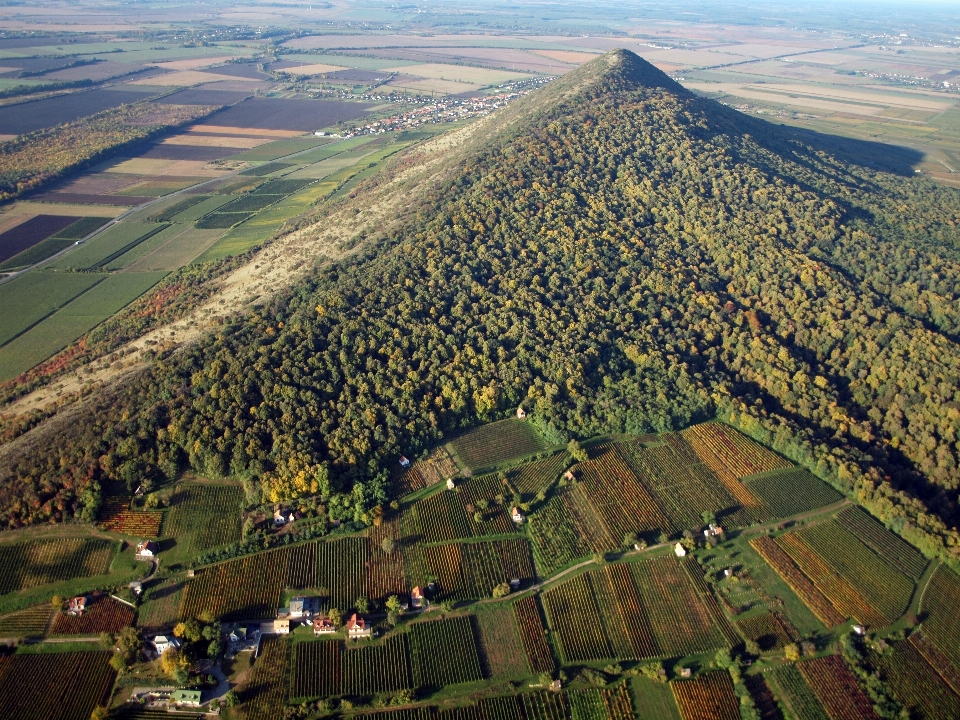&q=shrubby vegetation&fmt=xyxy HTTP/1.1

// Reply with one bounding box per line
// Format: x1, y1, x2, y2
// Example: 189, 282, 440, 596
2, 51, 959, 563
